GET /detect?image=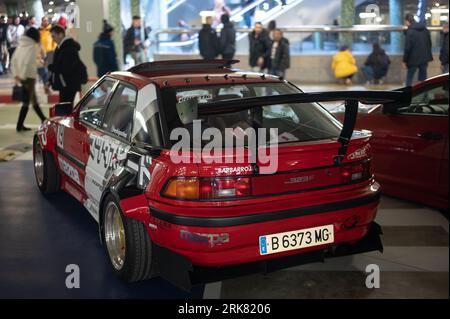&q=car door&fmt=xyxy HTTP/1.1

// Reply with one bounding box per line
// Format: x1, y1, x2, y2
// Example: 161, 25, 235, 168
57, 78, 117, 195
358, 81, 449, 205
83, 82, 138, 221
